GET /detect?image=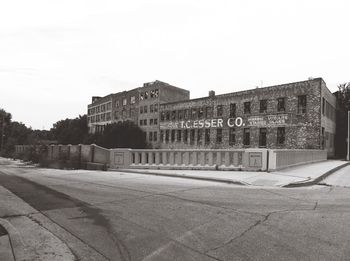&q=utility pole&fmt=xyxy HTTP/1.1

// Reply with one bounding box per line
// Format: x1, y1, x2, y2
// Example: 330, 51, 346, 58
0, 114, 4, 153
347, 111, 350, 161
